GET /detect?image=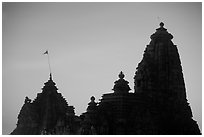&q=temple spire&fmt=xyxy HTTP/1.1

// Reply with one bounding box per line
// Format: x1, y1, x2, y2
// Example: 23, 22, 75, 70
133, 22, 201, 134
